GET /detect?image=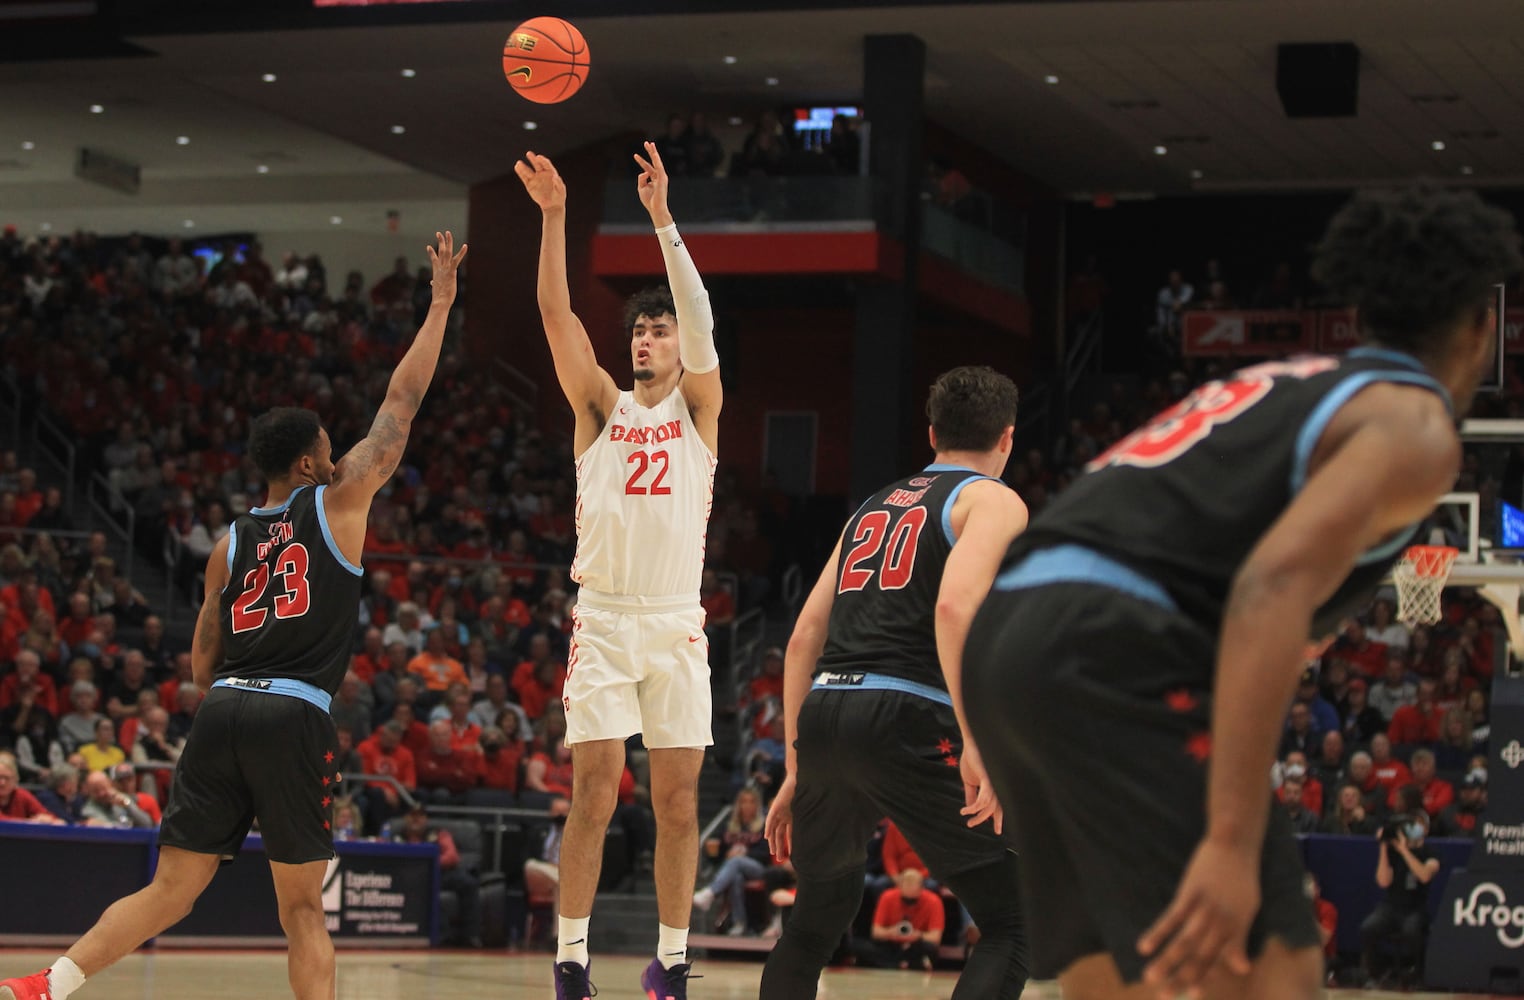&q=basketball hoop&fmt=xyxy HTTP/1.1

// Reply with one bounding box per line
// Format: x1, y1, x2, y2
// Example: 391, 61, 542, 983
1393, 545, 1459, 625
